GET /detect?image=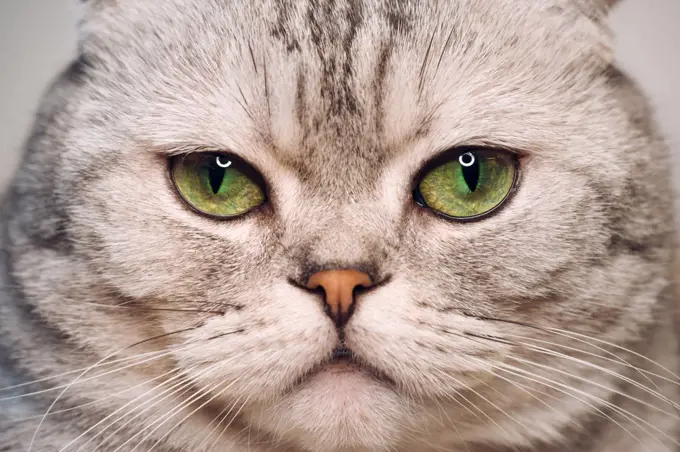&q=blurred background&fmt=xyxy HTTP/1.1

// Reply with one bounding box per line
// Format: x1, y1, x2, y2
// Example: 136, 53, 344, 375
0, 0, 678, 206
